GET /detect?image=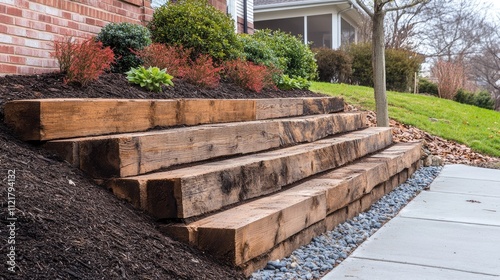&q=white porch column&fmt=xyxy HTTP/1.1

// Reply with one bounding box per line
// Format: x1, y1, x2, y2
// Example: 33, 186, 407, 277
331, 13, 337, 49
